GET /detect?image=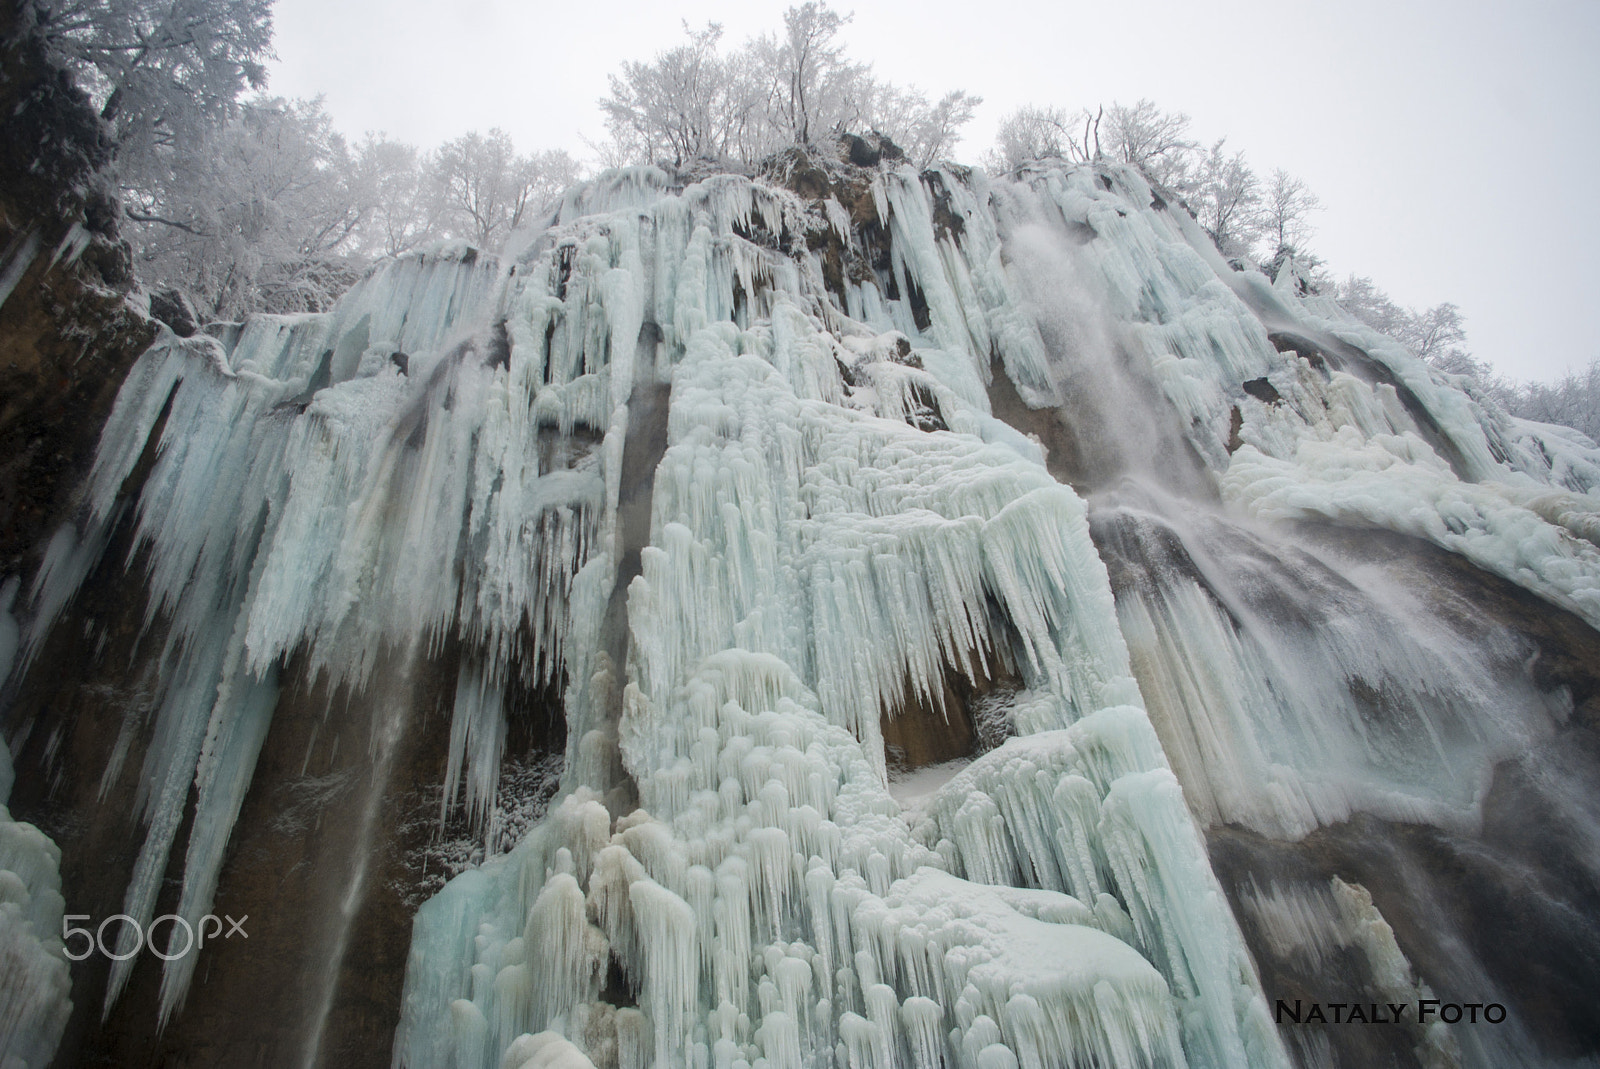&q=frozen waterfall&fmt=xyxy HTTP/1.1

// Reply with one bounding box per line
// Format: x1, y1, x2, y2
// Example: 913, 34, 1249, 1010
6, 154, 1600, 1069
